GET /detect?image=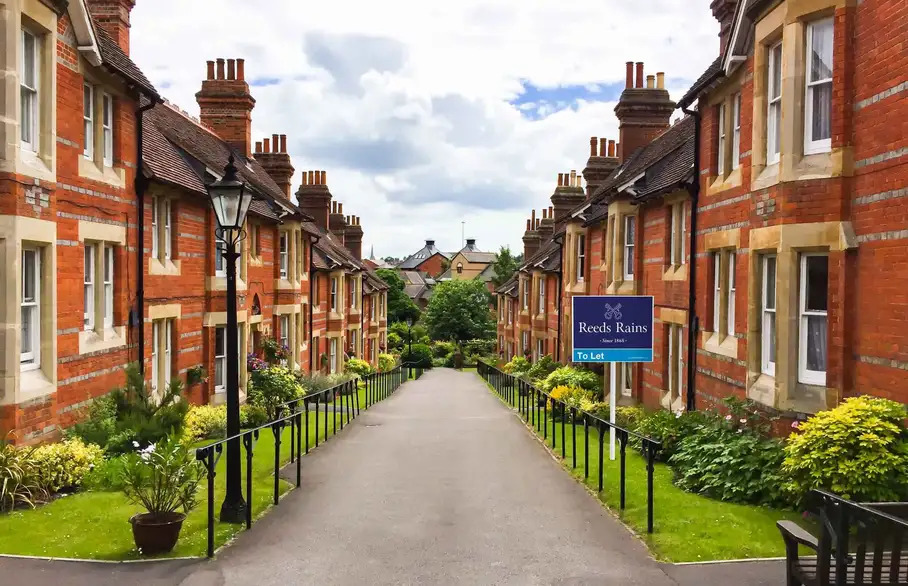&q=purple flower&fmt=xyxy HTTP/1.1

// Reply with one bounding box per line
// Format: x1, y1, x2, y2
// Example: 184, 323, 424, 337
791, 421, 800, 429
